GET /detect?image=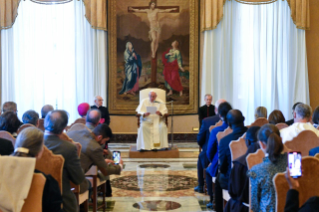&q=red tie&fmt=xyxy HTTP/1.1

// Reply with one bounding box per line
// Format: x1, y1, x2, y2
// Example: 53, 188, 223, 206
207, 106, 209, 117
